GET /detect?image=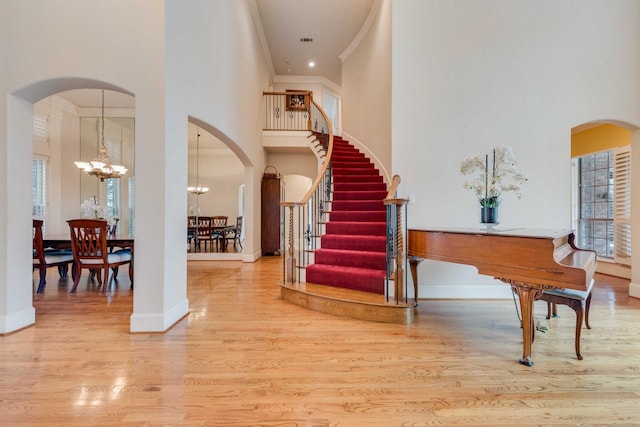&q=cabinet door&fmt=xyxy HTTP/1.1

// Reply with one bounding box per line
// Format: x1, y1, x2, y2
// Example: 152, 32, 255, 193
261, 177, 281, 255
